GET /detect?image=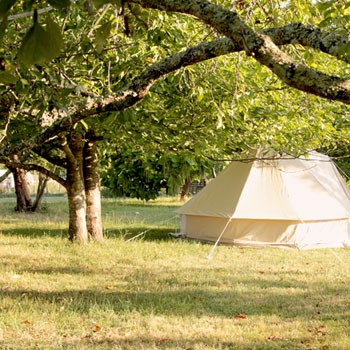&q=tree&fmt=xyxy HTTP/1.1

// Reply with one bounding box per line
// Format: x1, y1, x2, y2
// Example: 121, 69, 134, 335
100, 146, 215, 201
0, 0, 350, 242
